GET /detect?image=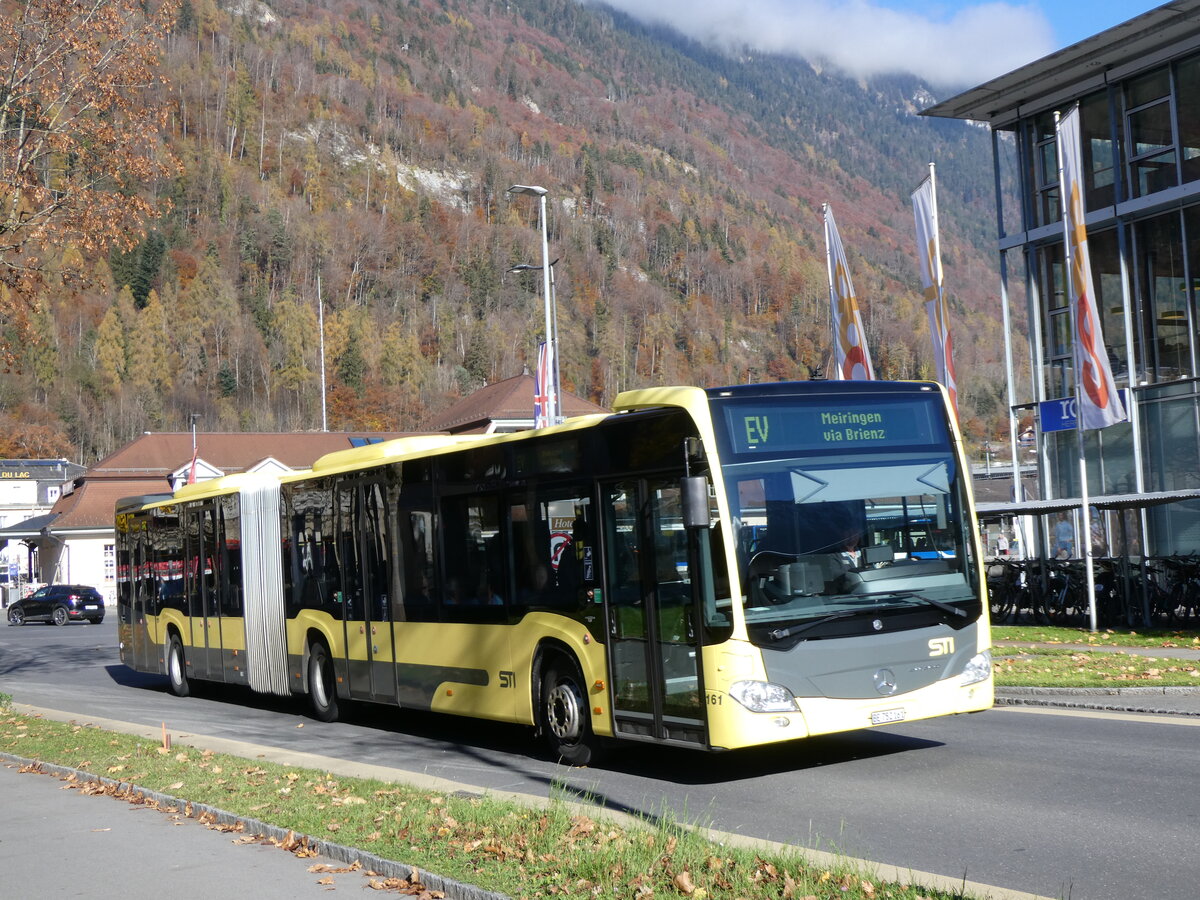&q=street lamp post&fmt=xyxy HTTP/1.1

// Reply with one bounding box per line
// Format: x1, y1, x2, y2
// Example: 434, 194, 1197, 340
507, 184, 560, 425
